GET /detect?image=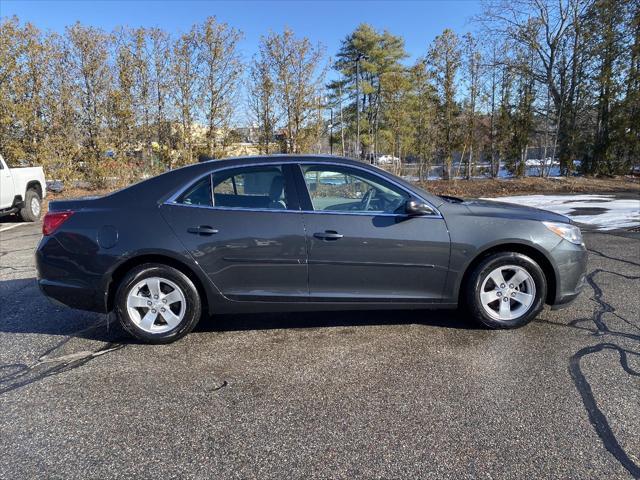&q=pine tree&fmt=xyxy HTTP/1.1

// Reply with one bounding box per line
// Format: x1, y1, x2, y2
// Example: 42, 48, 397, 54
332, 24, 407, 160
587, 0, 630, 174
408, 59, 437, 180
